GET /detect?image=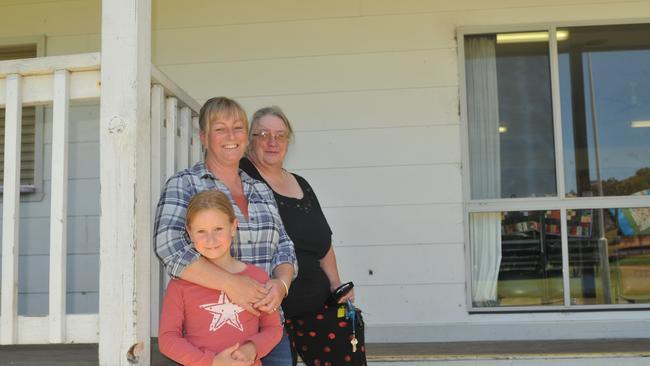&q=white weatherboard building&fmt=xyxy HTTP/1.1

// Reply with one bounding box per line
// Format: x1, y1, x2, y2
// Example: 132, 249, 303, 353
0, 0, 649, 365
